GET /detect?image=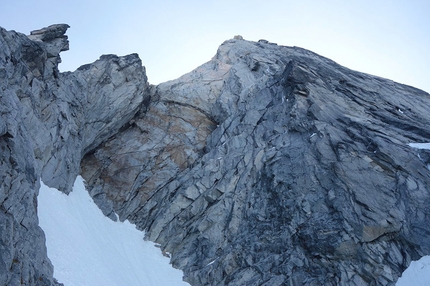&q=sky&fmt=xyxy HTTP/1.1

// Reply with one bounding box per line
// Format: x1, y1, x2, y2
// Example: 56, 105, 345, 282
0, 0, 429, 93
38, 176, 189, 286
